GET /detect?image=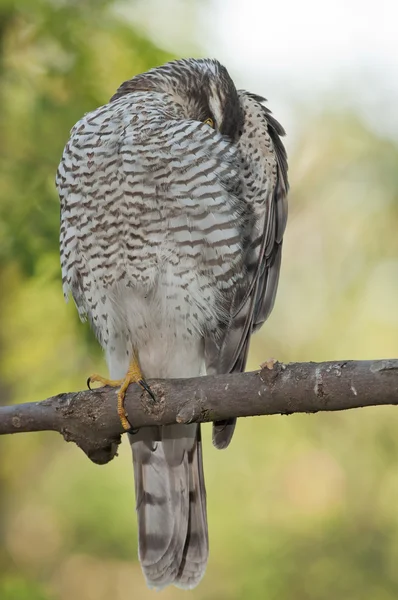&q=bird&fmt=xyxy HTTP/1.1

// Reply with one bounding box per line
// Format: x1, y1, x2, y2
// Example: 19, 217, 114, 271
56, 57, 288, 590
